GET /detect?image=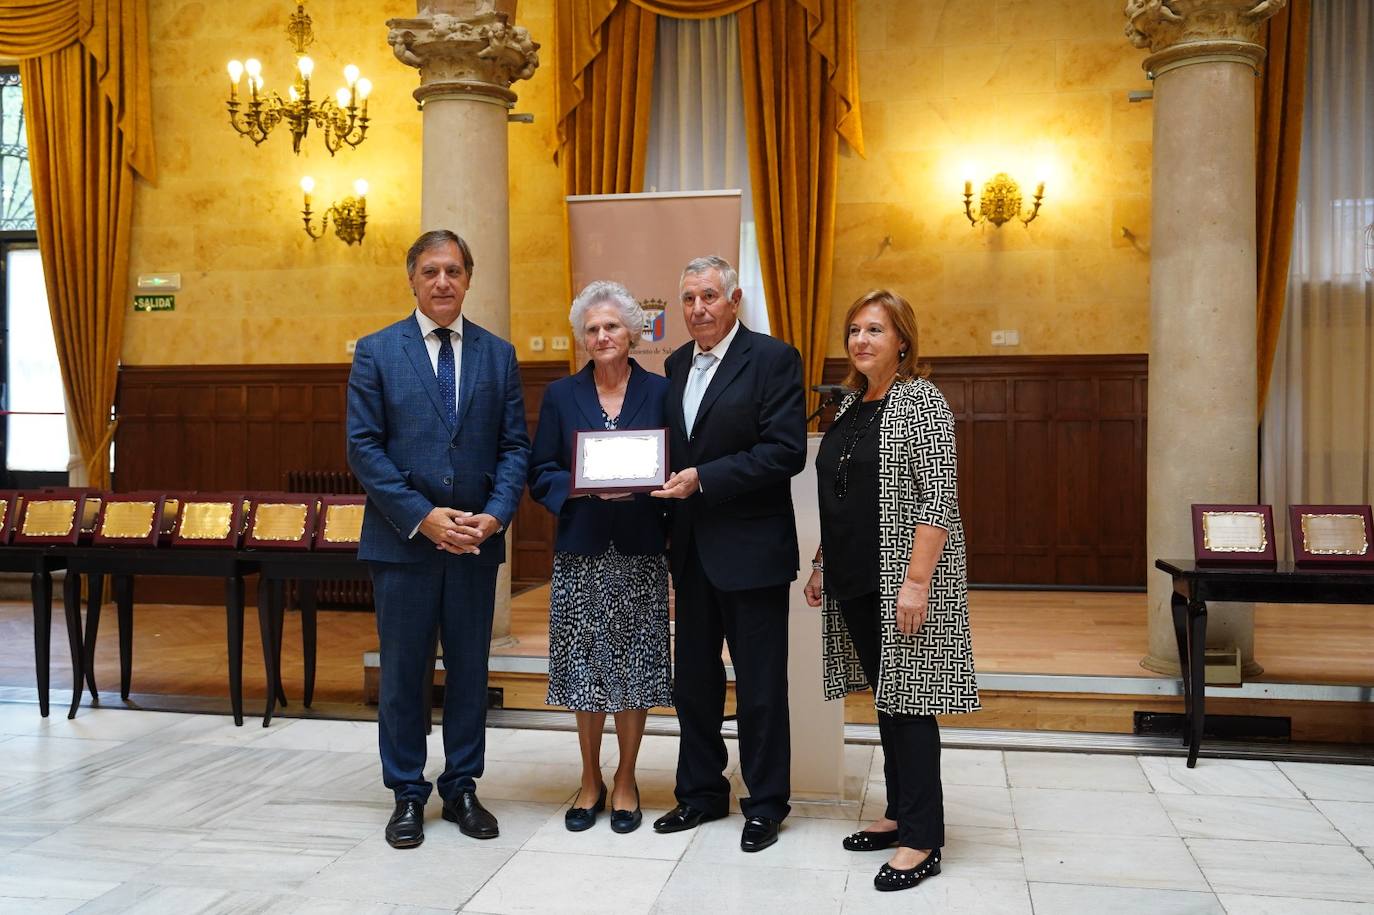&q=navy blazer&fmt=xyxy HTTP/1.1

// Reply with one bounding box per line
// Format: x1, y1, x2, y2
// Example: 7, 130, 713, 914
663, 325, 807, 590
528, 358, 669, 556
346, 313, 530, 565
